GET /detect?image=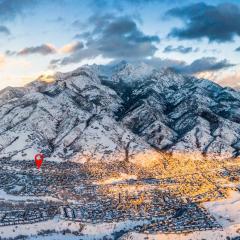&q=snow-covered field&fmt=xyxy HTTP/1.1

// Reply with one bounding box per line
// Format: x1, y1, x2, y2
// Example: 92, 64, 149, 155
0, 216, 149, 239
204, 190, 240, 227
0, 189, 60, 202
0, 218, 81, 239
